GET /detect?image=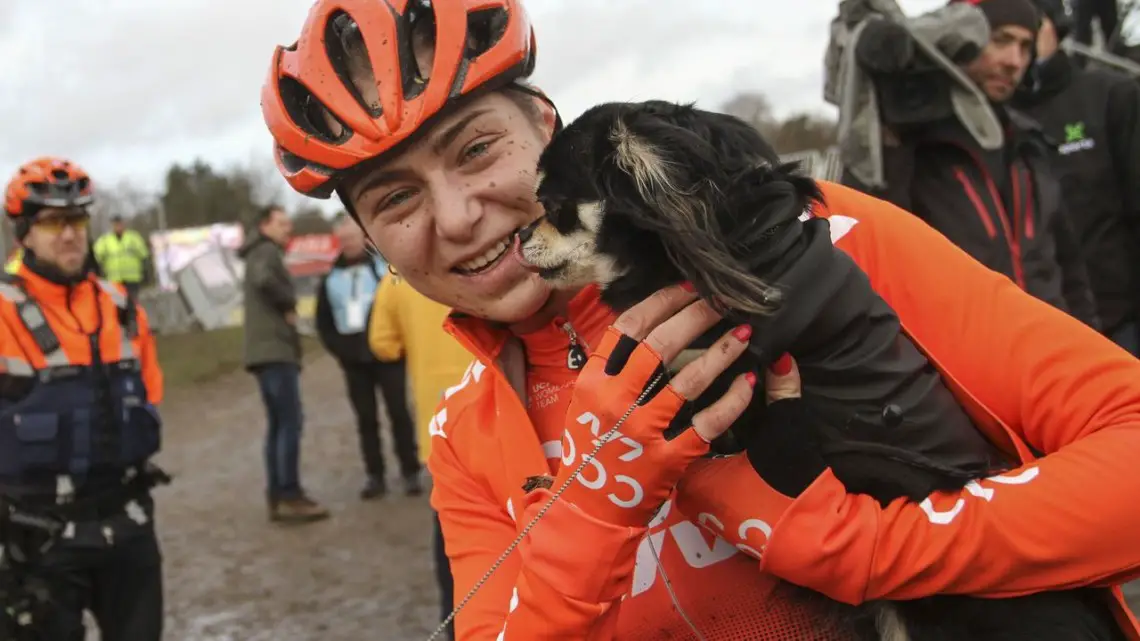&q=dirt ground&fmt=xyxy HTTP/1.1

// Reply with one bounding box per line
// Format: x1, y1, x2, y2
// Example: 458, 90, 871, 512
90, 339, 1140, 640
145, 351, 443, 641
